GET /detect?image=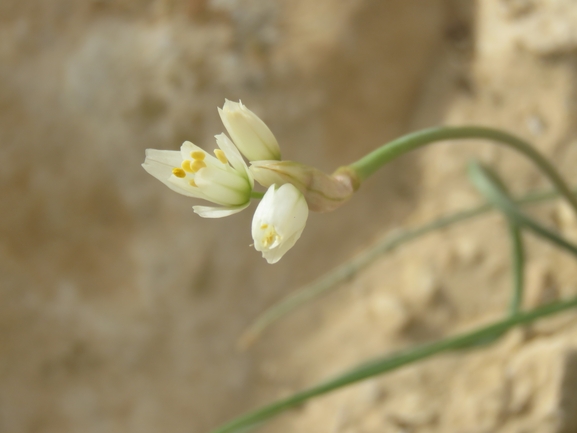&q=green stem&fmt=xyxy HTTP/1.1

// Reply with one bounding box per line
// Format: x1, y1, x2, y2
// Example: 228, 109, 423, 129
348, 126, 577, 215
251, 191, 265, 199
212, 297, 577, 433
468, 162, 577, 259
508, 221, 525, 316
464, 163, 527, 316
